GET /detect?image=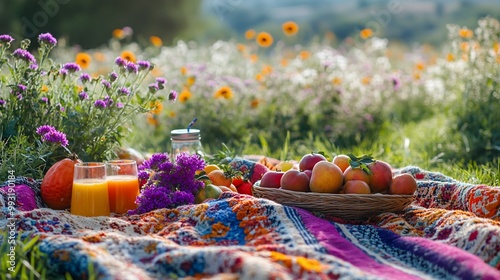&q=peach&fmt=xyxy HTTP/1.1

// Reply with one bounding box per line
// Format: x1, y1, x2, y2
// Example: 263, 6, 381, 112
344, 180, 371, 194
367, 160, 393, 193
343, 166, 370, 184
260, 171, 284, 188
333, 154, 351, 172
309, 161, 343, 193
299, 153, 327, 171
389, 173, 418, 195
280, 169, 310, 192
